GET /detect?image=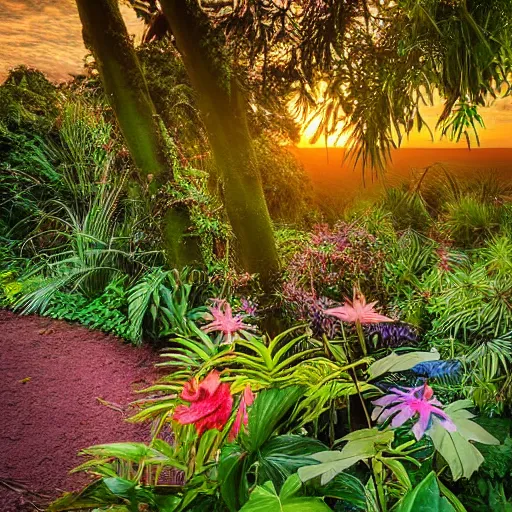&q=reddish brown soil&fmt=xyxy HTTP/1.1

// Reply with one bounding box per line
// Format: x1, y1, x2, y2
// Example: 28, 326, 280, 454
0, 310, 160, 511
